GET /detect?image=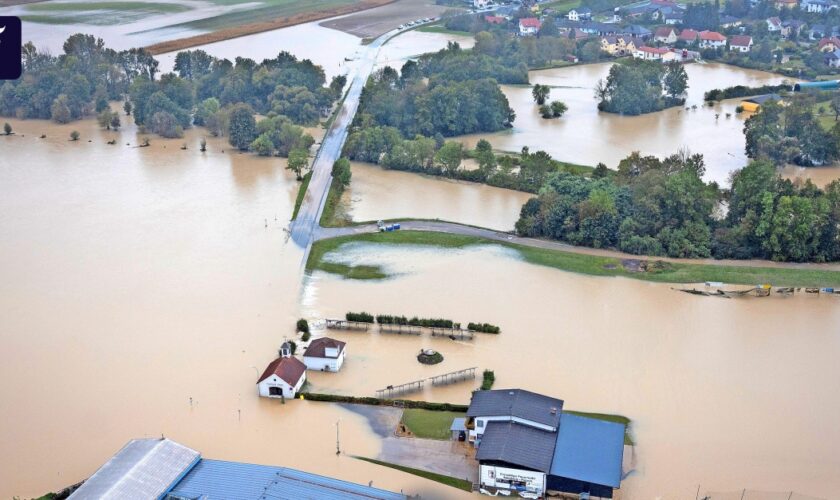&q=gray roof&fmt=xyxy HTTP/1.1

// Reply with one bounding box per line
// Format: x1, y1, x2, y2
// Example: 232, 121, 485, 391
450, 417, 467, 432
69, 438, 199, 500
467, 389, 564, 429
475, 422, 557, 473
